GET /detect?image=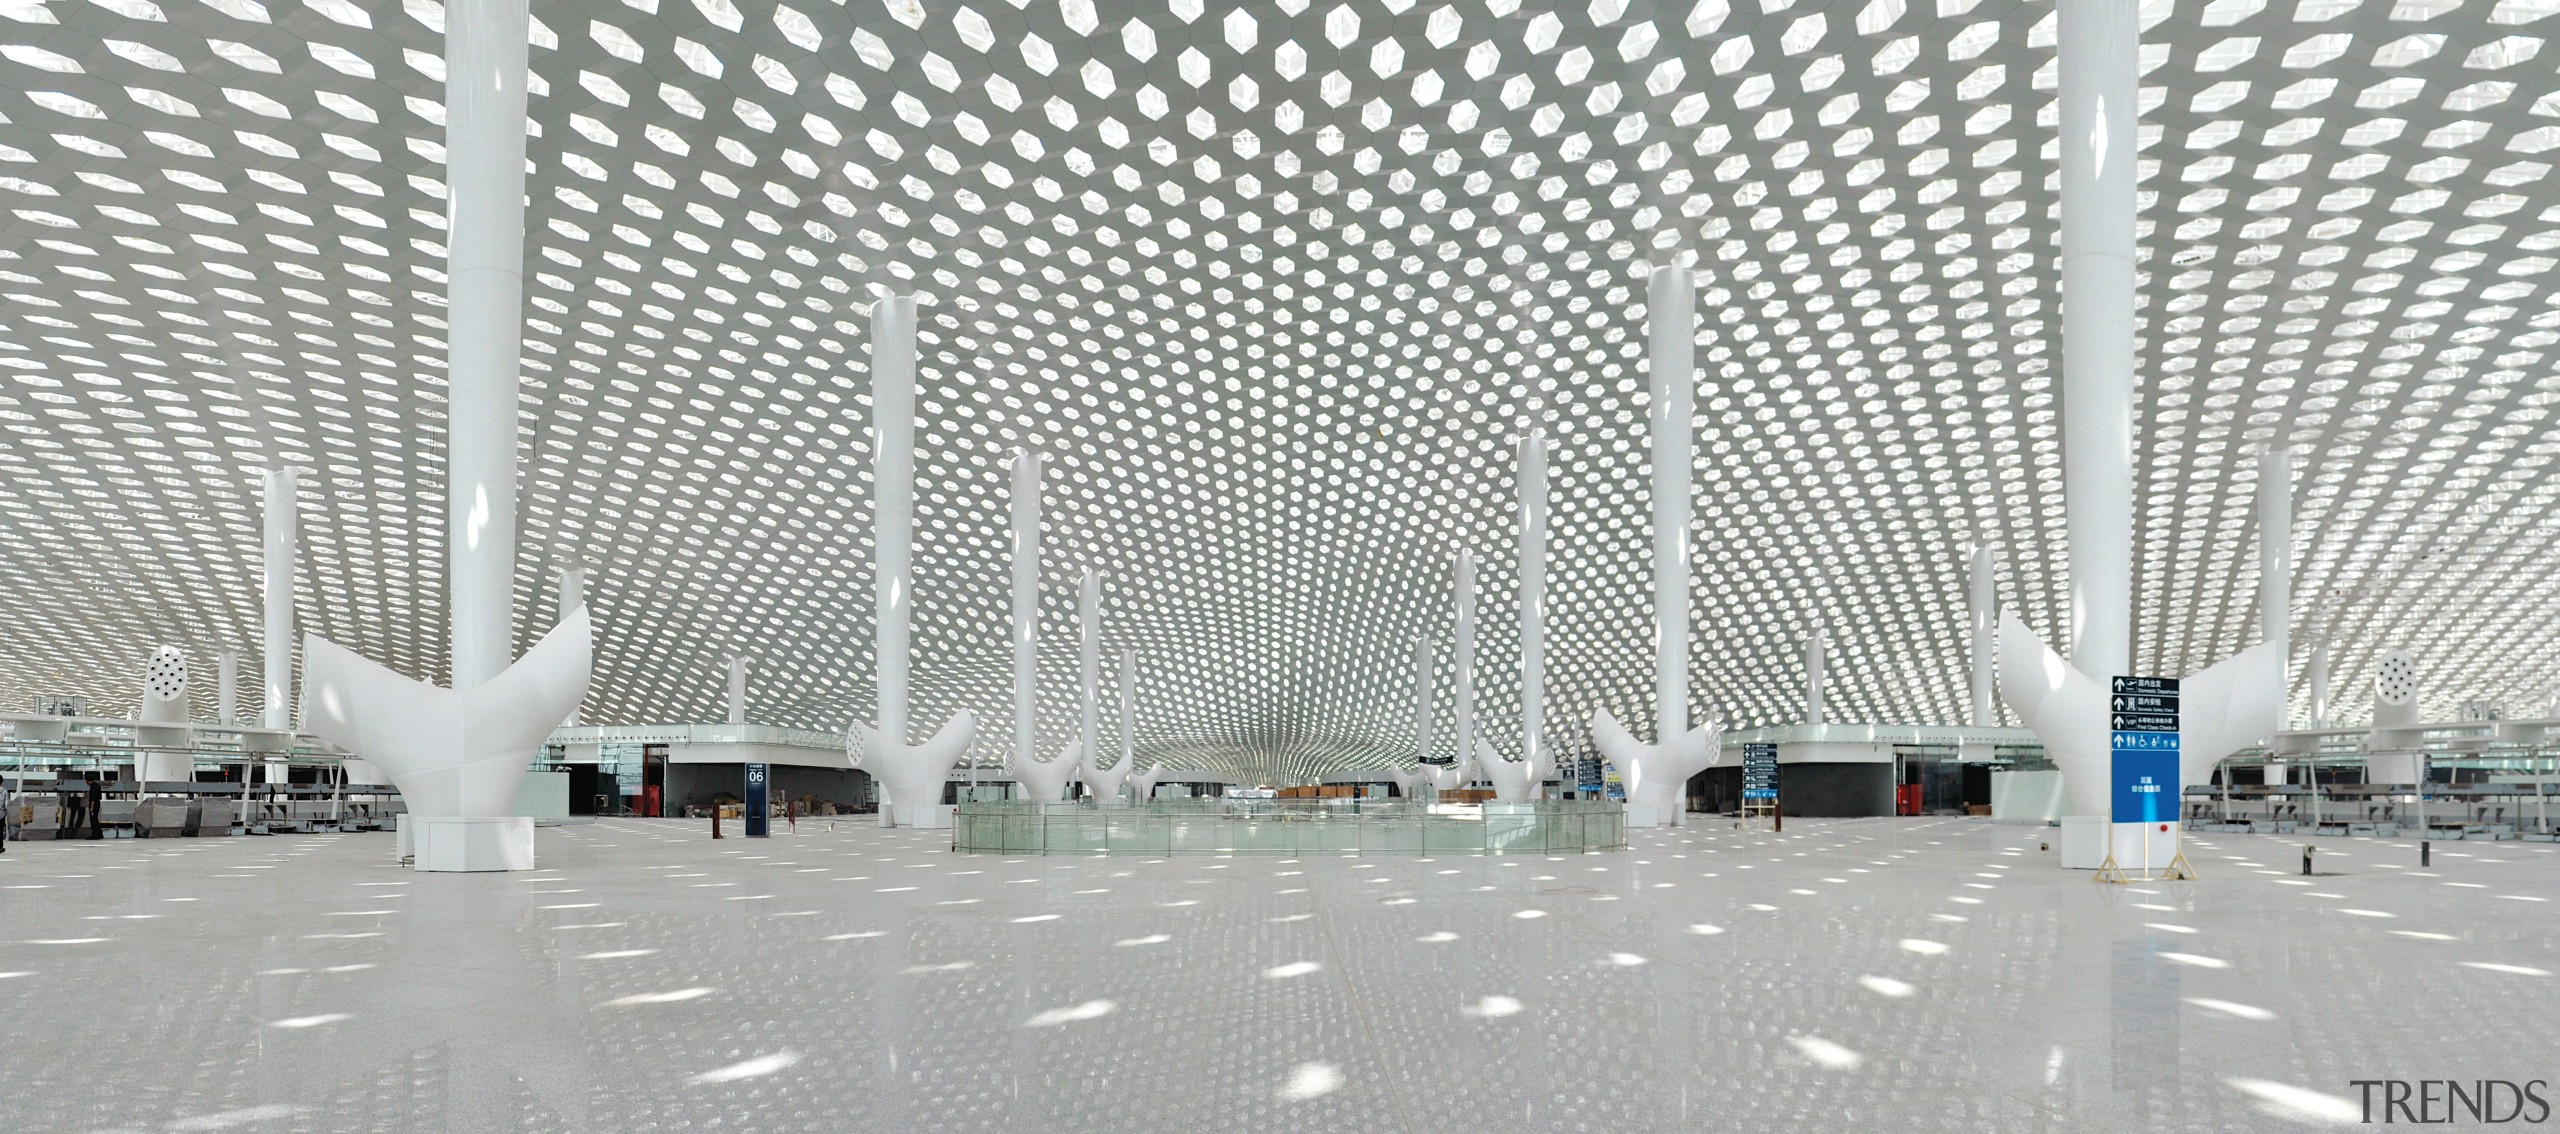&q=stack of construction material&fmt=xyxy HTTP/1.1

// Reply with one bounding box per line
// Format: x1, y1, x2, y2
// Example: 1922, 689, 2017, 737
9, 796, 62, 840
